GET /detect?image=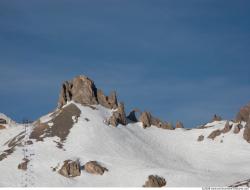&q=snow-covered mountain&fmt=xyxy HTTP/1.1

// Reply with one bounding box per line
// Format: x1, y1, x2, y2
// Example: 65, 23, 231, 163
0, 75, 250, 187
